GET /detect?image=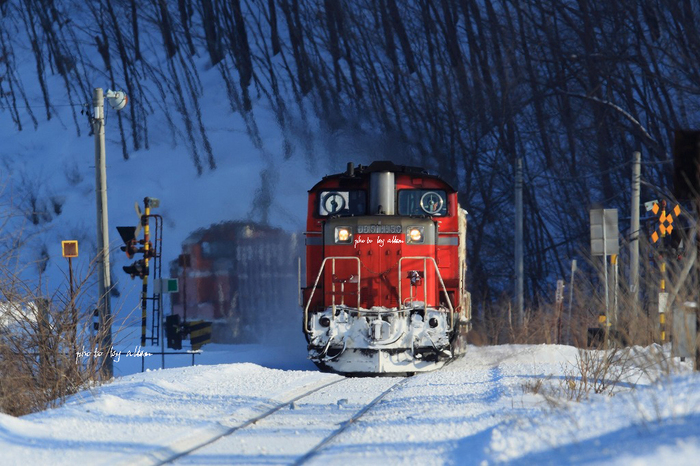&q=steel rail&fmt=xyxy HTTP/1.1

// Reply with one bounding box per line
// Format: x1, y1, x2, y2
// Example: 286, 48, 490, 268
291, 377, 411, 466
145, 376, 345, 466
